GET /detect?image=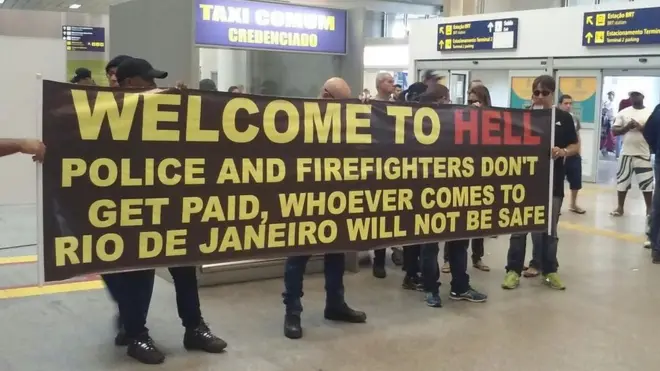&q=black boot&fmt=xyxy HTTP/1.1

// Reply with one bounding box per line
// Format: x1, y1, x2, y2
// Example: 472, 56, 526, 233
284, 314, 303, 339
372, 264, 386, 279
183, 322, 227, 353
114, 327, 129, 346
324, 303, 367, 323
127, 333, 165, 365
